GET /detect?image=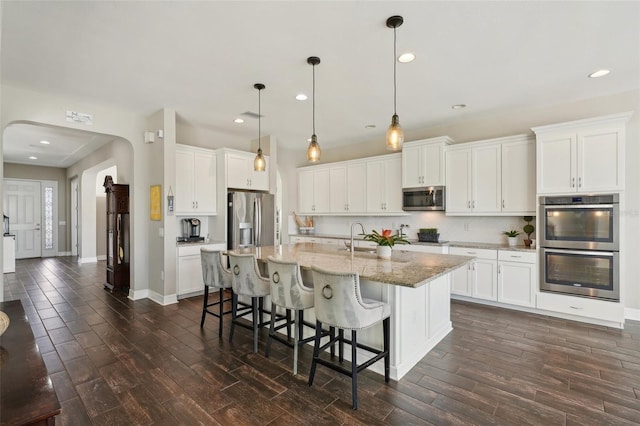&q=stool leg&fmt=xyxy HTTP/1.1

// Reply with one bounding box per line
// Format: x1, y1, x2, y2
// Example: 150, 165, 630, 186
330, 326, 335, 358
298, 310, 304, 341
339, 329, 344, 363
265, 302, 277, 358
308, 320, 322, 386
218, 288, 224, 337
383, 317, 390, 383
351, 330, 358, 410
252, 297, 259, 353
286, 309, 292, 339
293, 309, 299, 375
200, 285, 209, 328
229, 292, 237, 342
